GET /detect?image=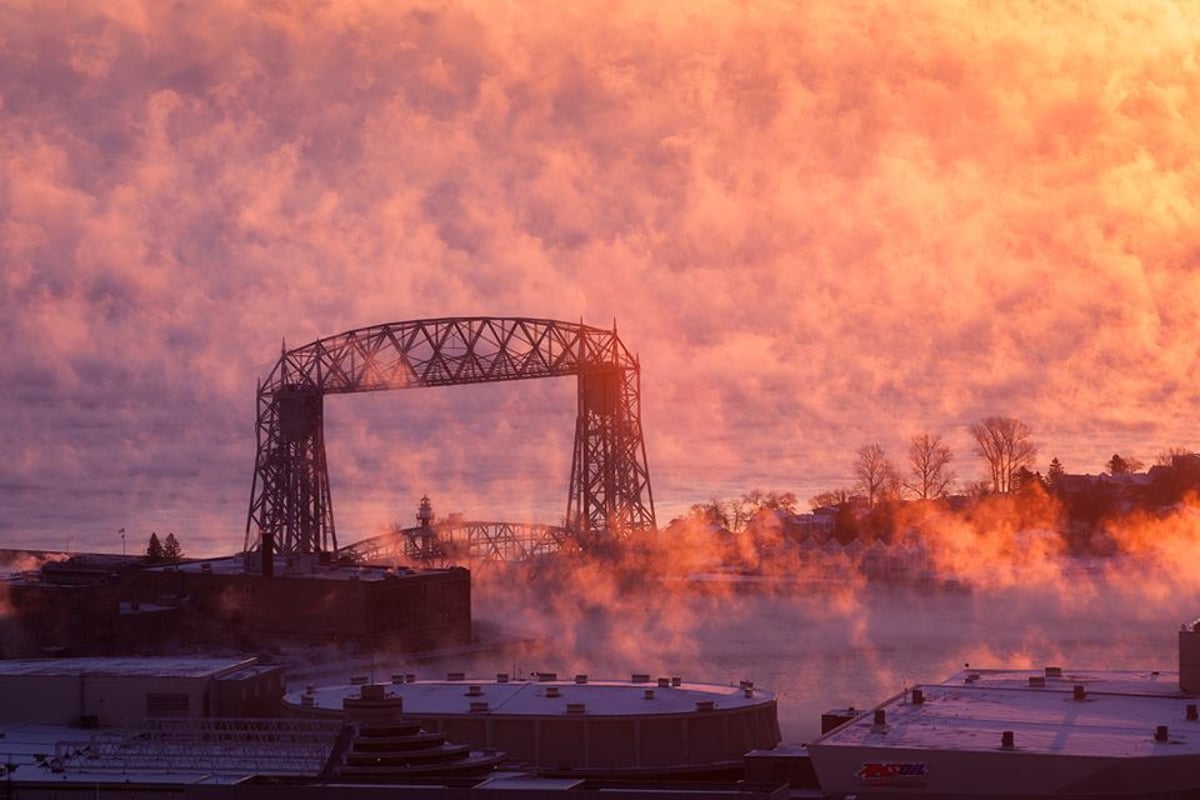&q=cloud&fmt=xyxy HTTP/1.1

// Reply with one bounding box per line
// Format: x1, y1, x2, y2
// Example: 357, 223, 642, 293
1, 0, 1199, 549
